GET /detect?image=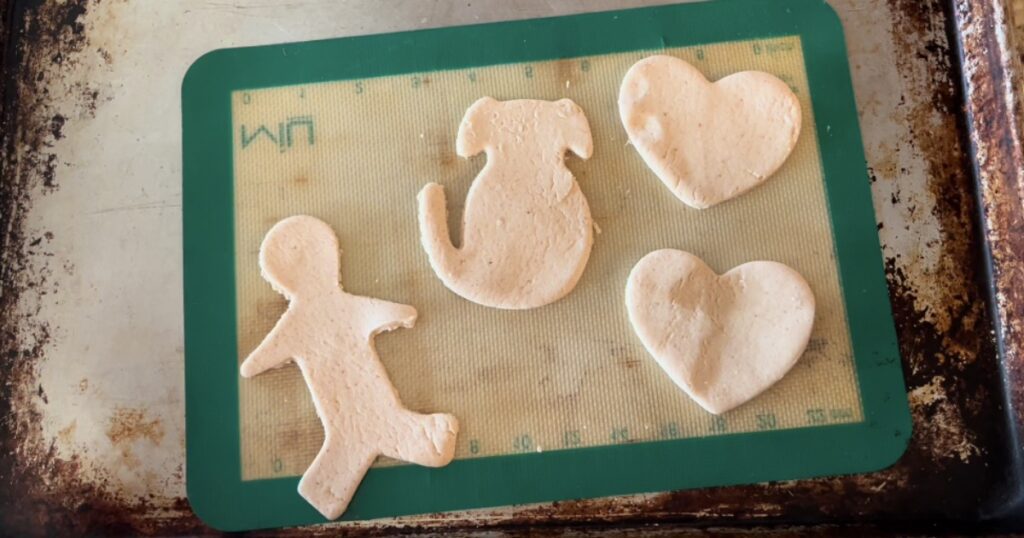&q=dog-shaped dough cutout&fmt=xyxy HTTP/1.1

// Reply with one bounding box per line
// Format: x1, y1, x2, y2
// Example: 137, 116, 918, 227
418, 97, 594, 309
240, 216, 459, 520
